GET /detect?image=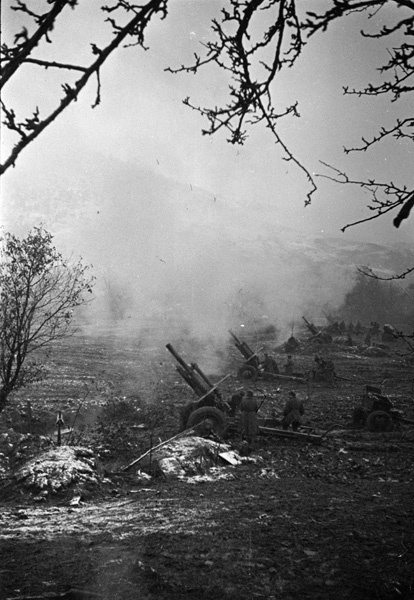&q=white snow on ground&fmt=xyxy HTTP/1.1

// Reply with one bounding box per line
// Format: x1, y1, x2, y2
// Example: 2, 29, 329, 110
150, 436, 232, 478
0, 495, 223, 541
143, 435, 252, 479
0, 436, 257, 542
15, 446, 101, 494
